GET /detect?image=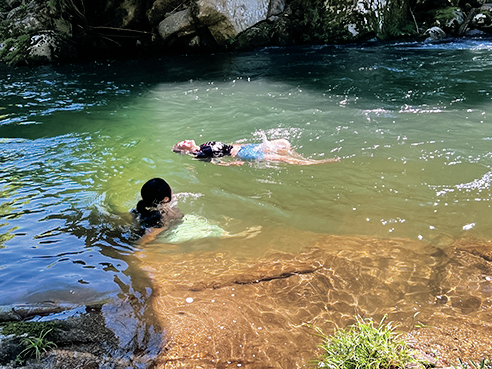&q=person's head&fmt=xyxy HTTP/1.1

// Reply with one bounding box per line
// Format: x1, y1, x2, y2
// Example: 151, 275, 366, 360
140, 177, 172, 206
173, 140, 199, 154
